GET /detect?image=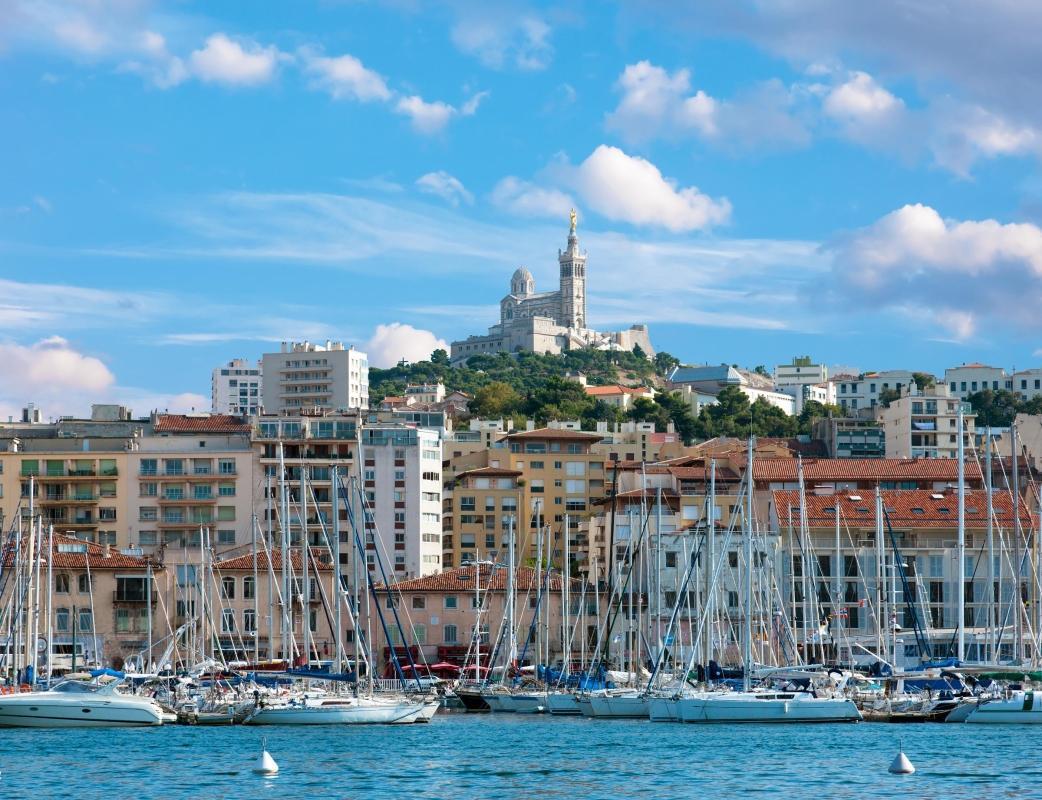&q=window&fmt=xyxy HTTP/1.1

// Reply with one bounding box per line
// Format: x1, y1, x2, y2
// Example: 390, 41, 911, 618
55, 574, 70, 593
116, 608, 131, 633
221, 576, 235, 599
77, 574, 92, 594
217, 529, 236, 545
99, 507, 116, 521
177, 564, 197, 587
218, 483, 236, 497
221, 609, 236, 633
460, 496, 476, 511
565, 480, 585, 494
243, 576, 256, 600
244, 609, 257, 633
566, 462, 585, 476
665, 552, 677, 568
78, 609, 93, 632
217, 506, 235, 521
412, 596, 426, 610
444, 624, 458, 643
55, 607, 70, 632
218, 459, 236, 475
444, 595, 457, 609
